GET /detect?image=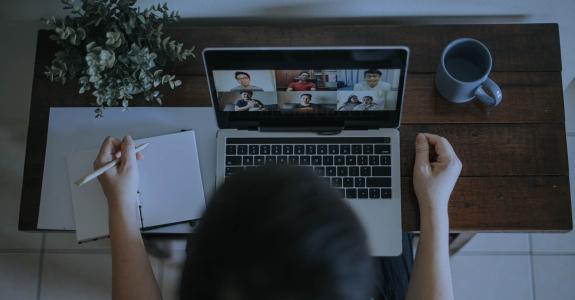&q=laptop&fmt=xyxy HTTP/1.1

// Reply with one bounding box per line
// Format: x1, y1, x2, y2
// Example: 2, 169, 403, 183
203, 47, 409, 256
